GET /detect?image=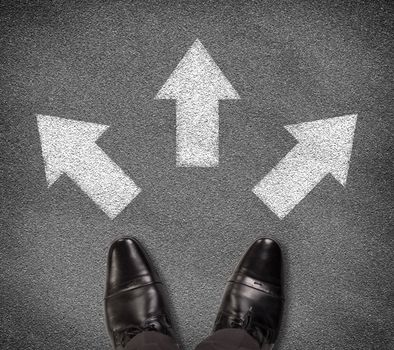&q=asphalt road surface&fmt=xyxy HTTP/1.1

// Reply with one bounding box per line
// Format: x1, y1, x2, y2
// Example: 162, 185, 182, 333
1, 1, 393, 350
